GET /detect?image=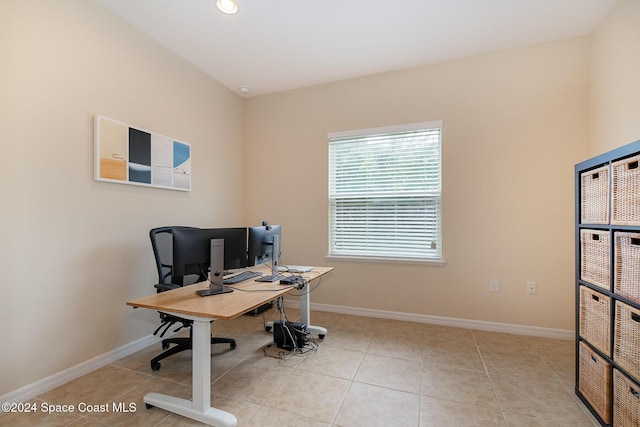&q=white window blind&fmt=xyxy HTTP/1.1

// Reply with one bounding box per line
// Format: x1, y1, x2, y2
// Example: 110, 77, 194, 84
328, 121, 442, 261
